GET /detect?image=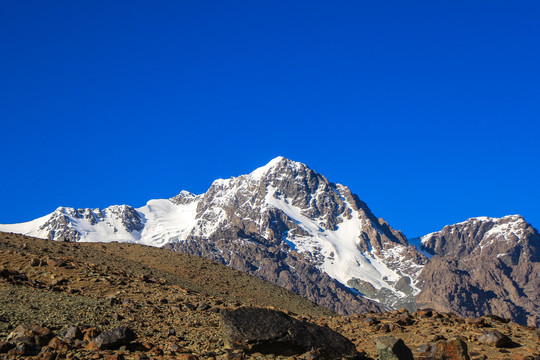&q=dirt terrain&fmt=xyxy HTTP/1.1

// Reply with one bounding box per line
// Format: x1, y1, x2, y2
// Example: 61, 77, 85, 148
1, 232, 539, 359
